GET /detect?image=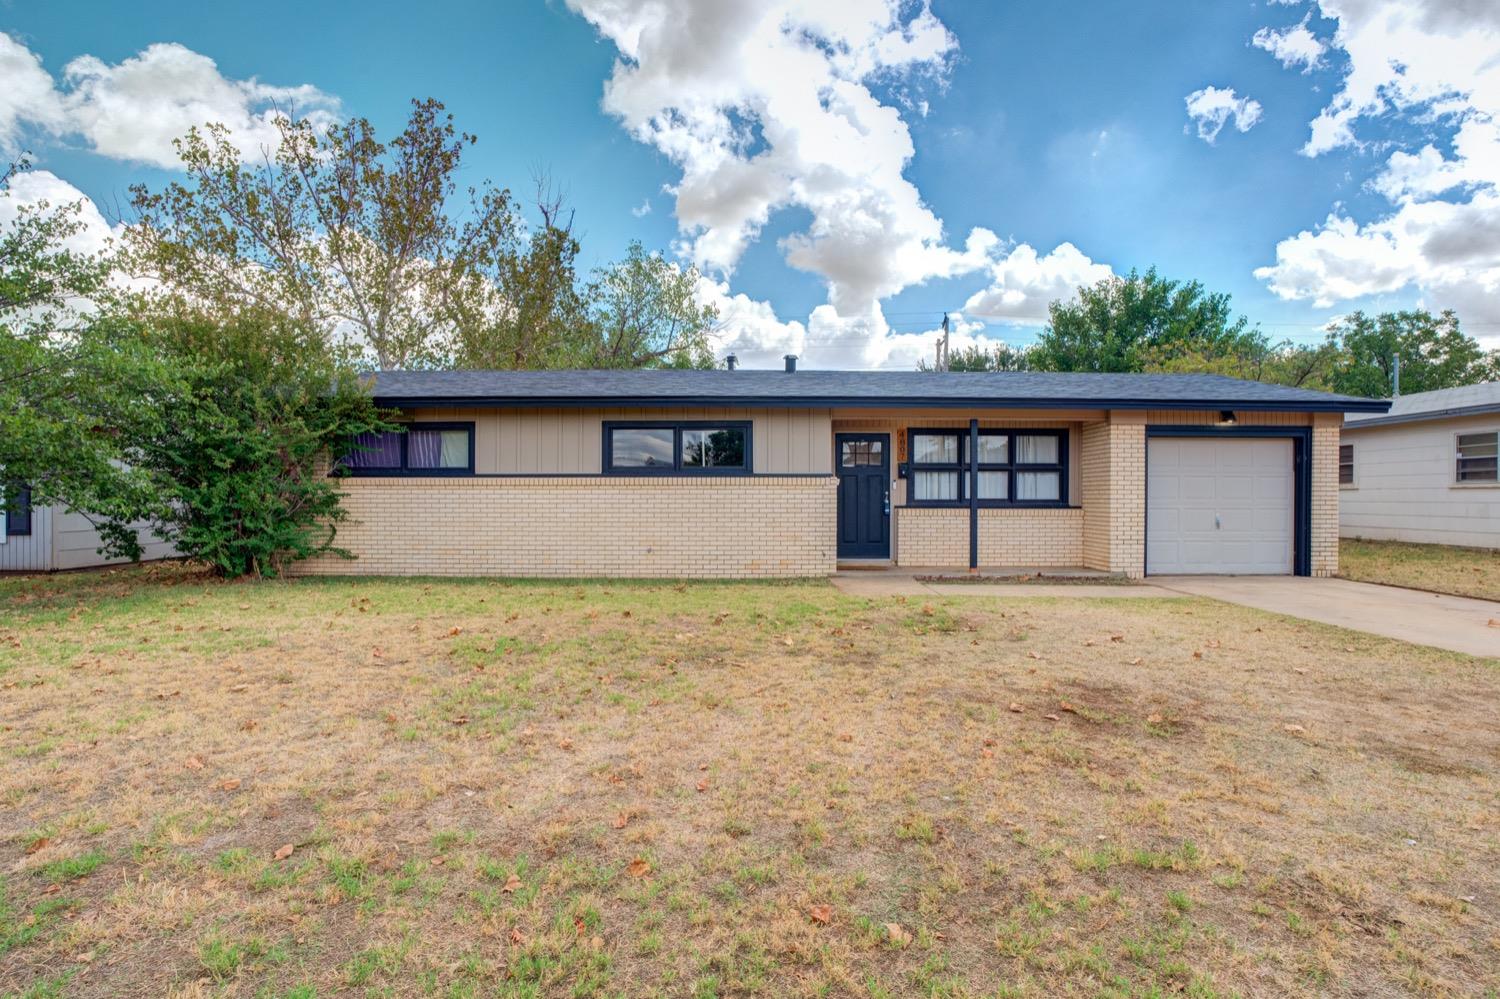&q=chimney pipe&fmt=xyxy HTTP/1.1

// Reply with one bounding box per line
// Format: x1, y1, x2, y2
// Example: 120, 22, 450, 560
725, 353, 738, 371
784, 354, 798, 373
